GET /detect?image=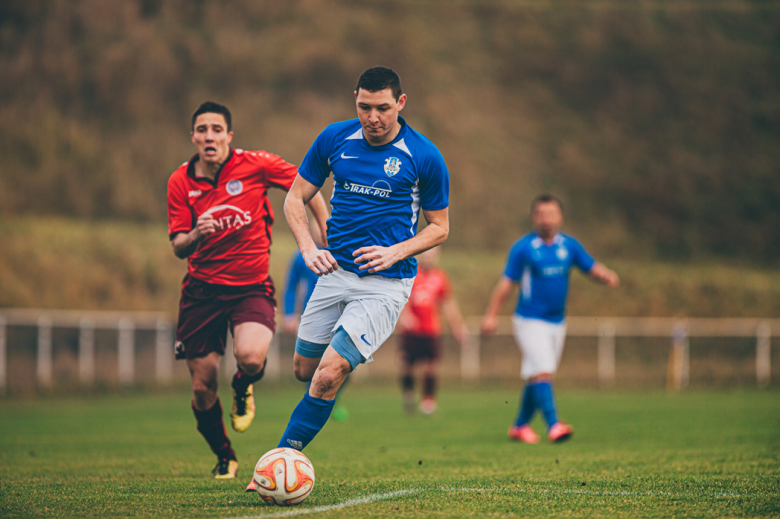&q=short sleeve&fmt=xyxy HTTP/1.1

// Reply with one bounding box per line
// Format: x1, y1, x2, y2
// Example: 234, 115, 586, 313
502, 240, 526, 282
418, 149, 449, 211
569, 237, 596, 273
167, 174, 193, 239
260, 152, 298, 191
298, 130, 333, 188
